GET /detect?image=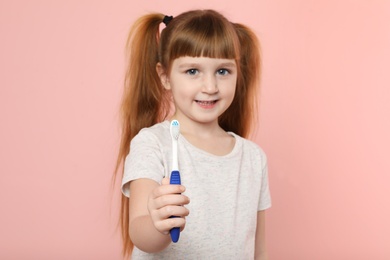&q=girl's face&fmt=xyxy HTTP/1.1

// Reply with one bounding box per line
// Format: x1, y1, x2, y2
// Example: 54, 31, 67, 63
161, 56, 237, 128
